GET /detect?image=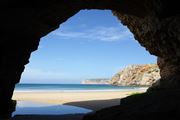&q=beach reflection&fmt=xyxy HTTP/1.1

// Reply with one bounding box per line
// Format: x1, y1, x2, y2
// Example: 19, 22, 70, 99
12, 101, 92, 117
